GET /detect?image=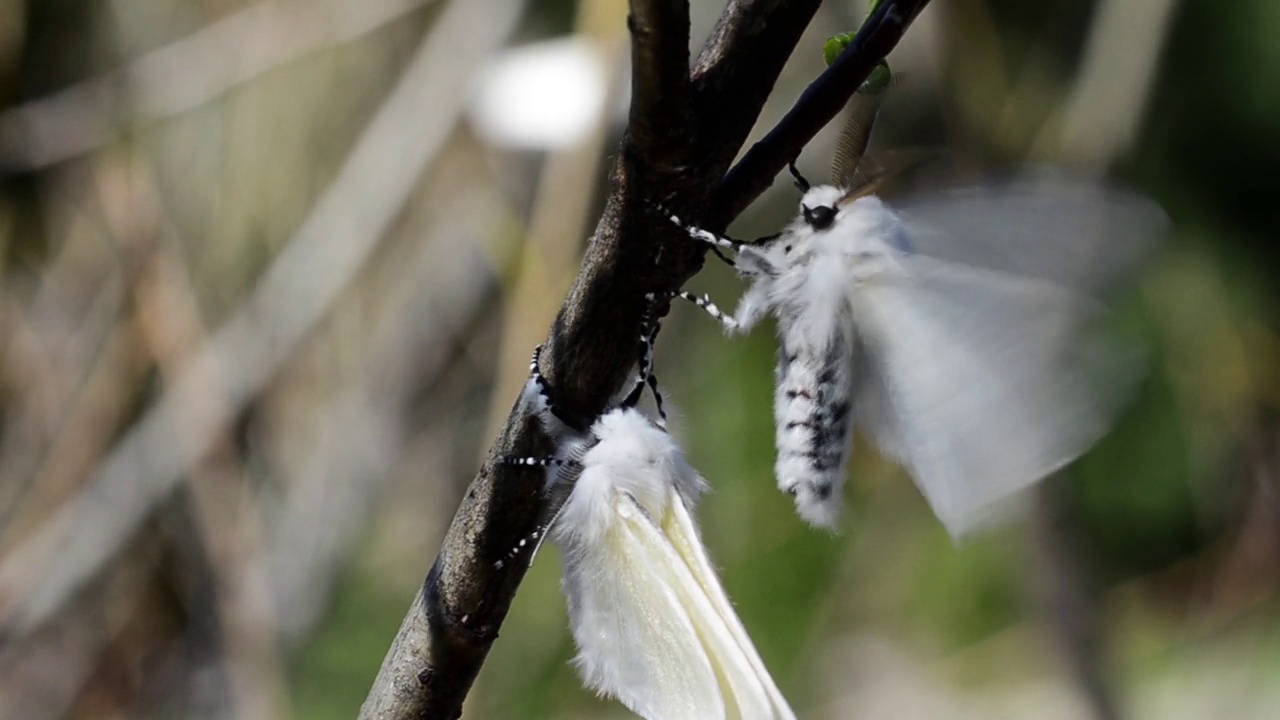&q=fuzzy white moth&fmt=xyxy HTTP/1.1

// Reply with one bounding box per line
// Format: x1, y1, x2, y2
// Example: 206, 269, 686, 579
666, 167, 1166, 536
501, 338, 795, 720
